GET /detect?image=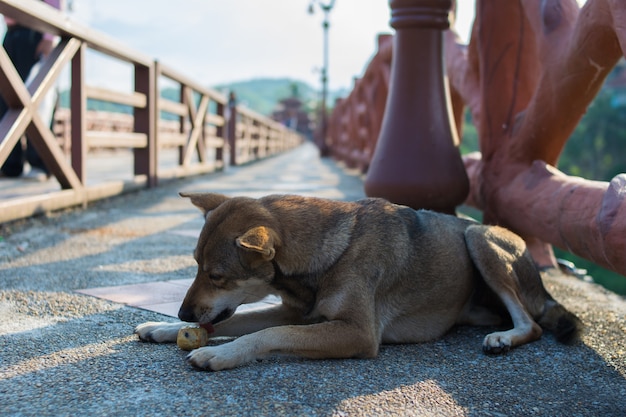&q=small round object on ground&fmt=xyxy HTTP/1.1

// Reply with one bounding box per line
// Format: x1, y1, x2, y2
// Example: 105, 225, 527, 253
177, 325, 209, 350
